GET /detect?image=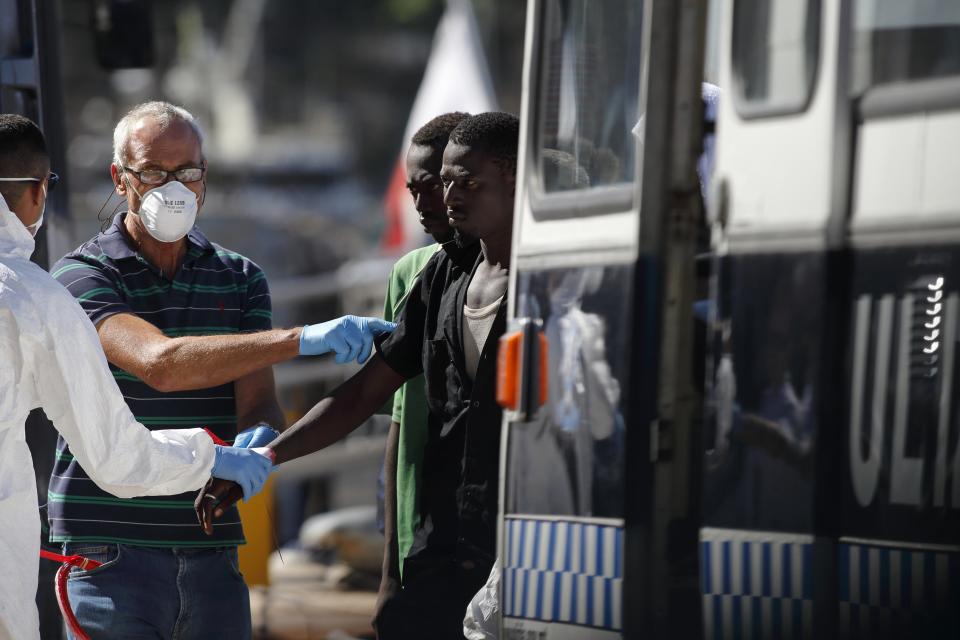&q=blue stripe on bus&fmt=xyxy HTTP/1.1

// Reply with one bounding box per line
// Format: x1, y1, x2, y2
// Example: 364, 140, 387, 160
553, 571, 563, 622
547, 521, 557, 573
762, 542, 772, 597
570, 569, 578, 623
742, 540, 751, 594
879, 547, 890, 607
534, 570, 544, 620
722, 541, 732, 594
604, 575, 613, 628
782, 542, 791, 598
584, 576, 593, 626
580, 523, 587, 576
